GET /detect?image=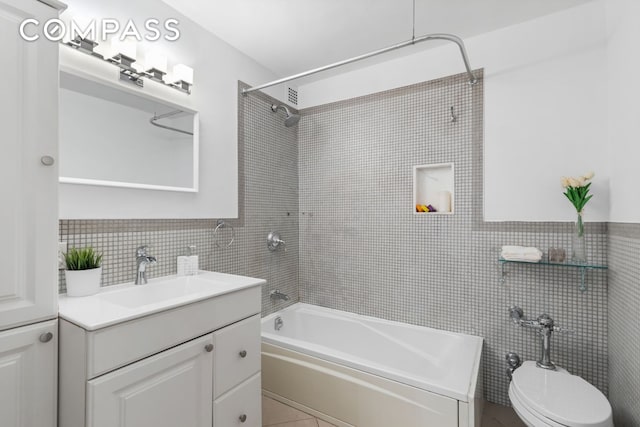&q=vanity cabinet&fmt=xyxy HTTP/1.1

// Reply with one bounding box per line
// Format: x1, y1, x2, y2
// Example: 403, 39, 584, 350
0, 320, 58, 427
59, 285, 262, 427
